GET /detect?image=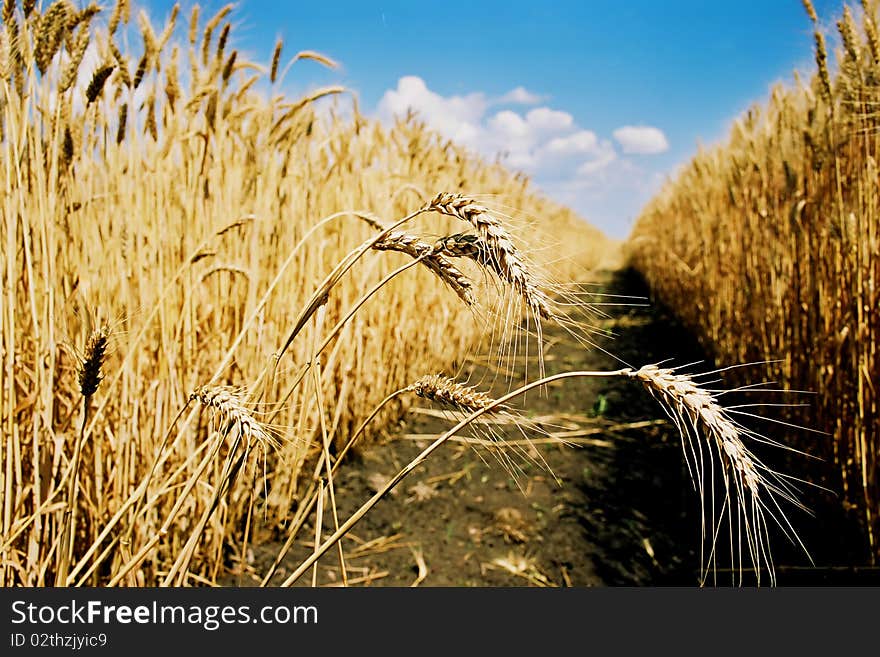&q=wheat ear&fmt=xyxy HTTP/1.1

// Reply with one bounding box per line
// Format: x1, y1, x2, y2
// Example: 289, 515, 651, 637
34, 0, 69, 74
406, 373, 557, 485
629, 364, 807, 585
190, 386, 279, 450
406, 374, 499, 414
423, 194, 553, 319
373, 231, 476, 306
77, 326, 109, 398
85, 64, 114, 103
